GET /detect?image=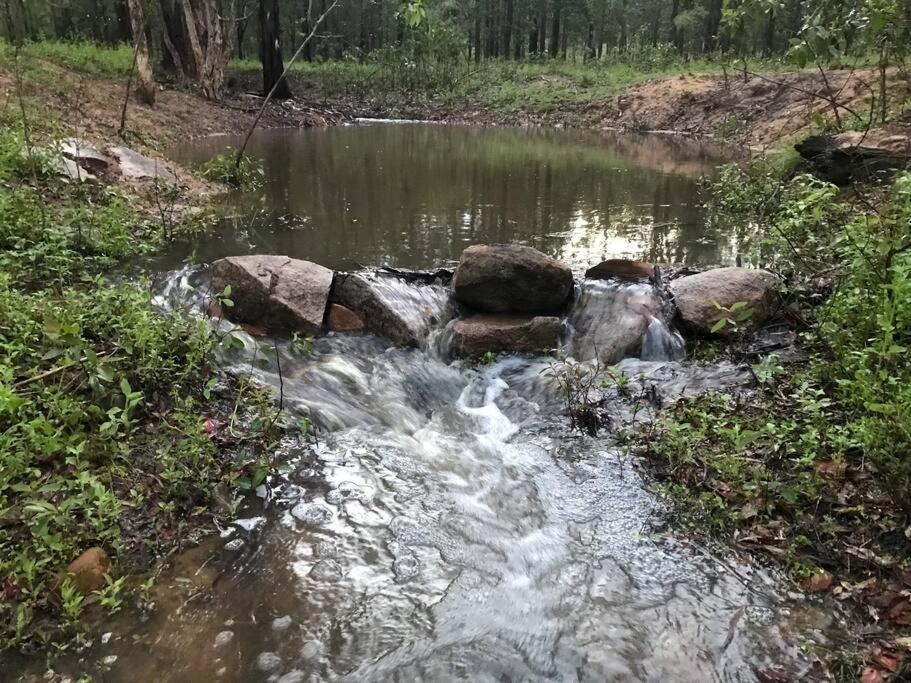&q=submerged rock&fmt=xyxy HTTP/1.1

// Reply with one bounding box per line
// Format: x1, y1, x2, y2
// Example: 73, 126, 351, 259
64, 547, 110, 595
452, 244, 573, 314
450, 314, 562, 357
210, 255, 333, 335
327, 303, 365, 332
670, 267, 778, 334
109, 146, 178, 185
585, 259, 656, 282
332, 272, 450, 347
